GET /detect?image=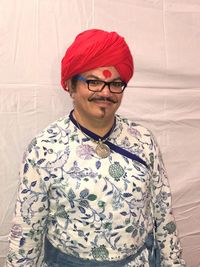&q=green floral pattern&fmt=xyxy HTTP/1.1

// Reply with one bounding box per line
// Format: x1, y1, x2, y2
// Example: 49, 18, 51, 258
6, 113, 185, 267
109, 162, 125, 181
